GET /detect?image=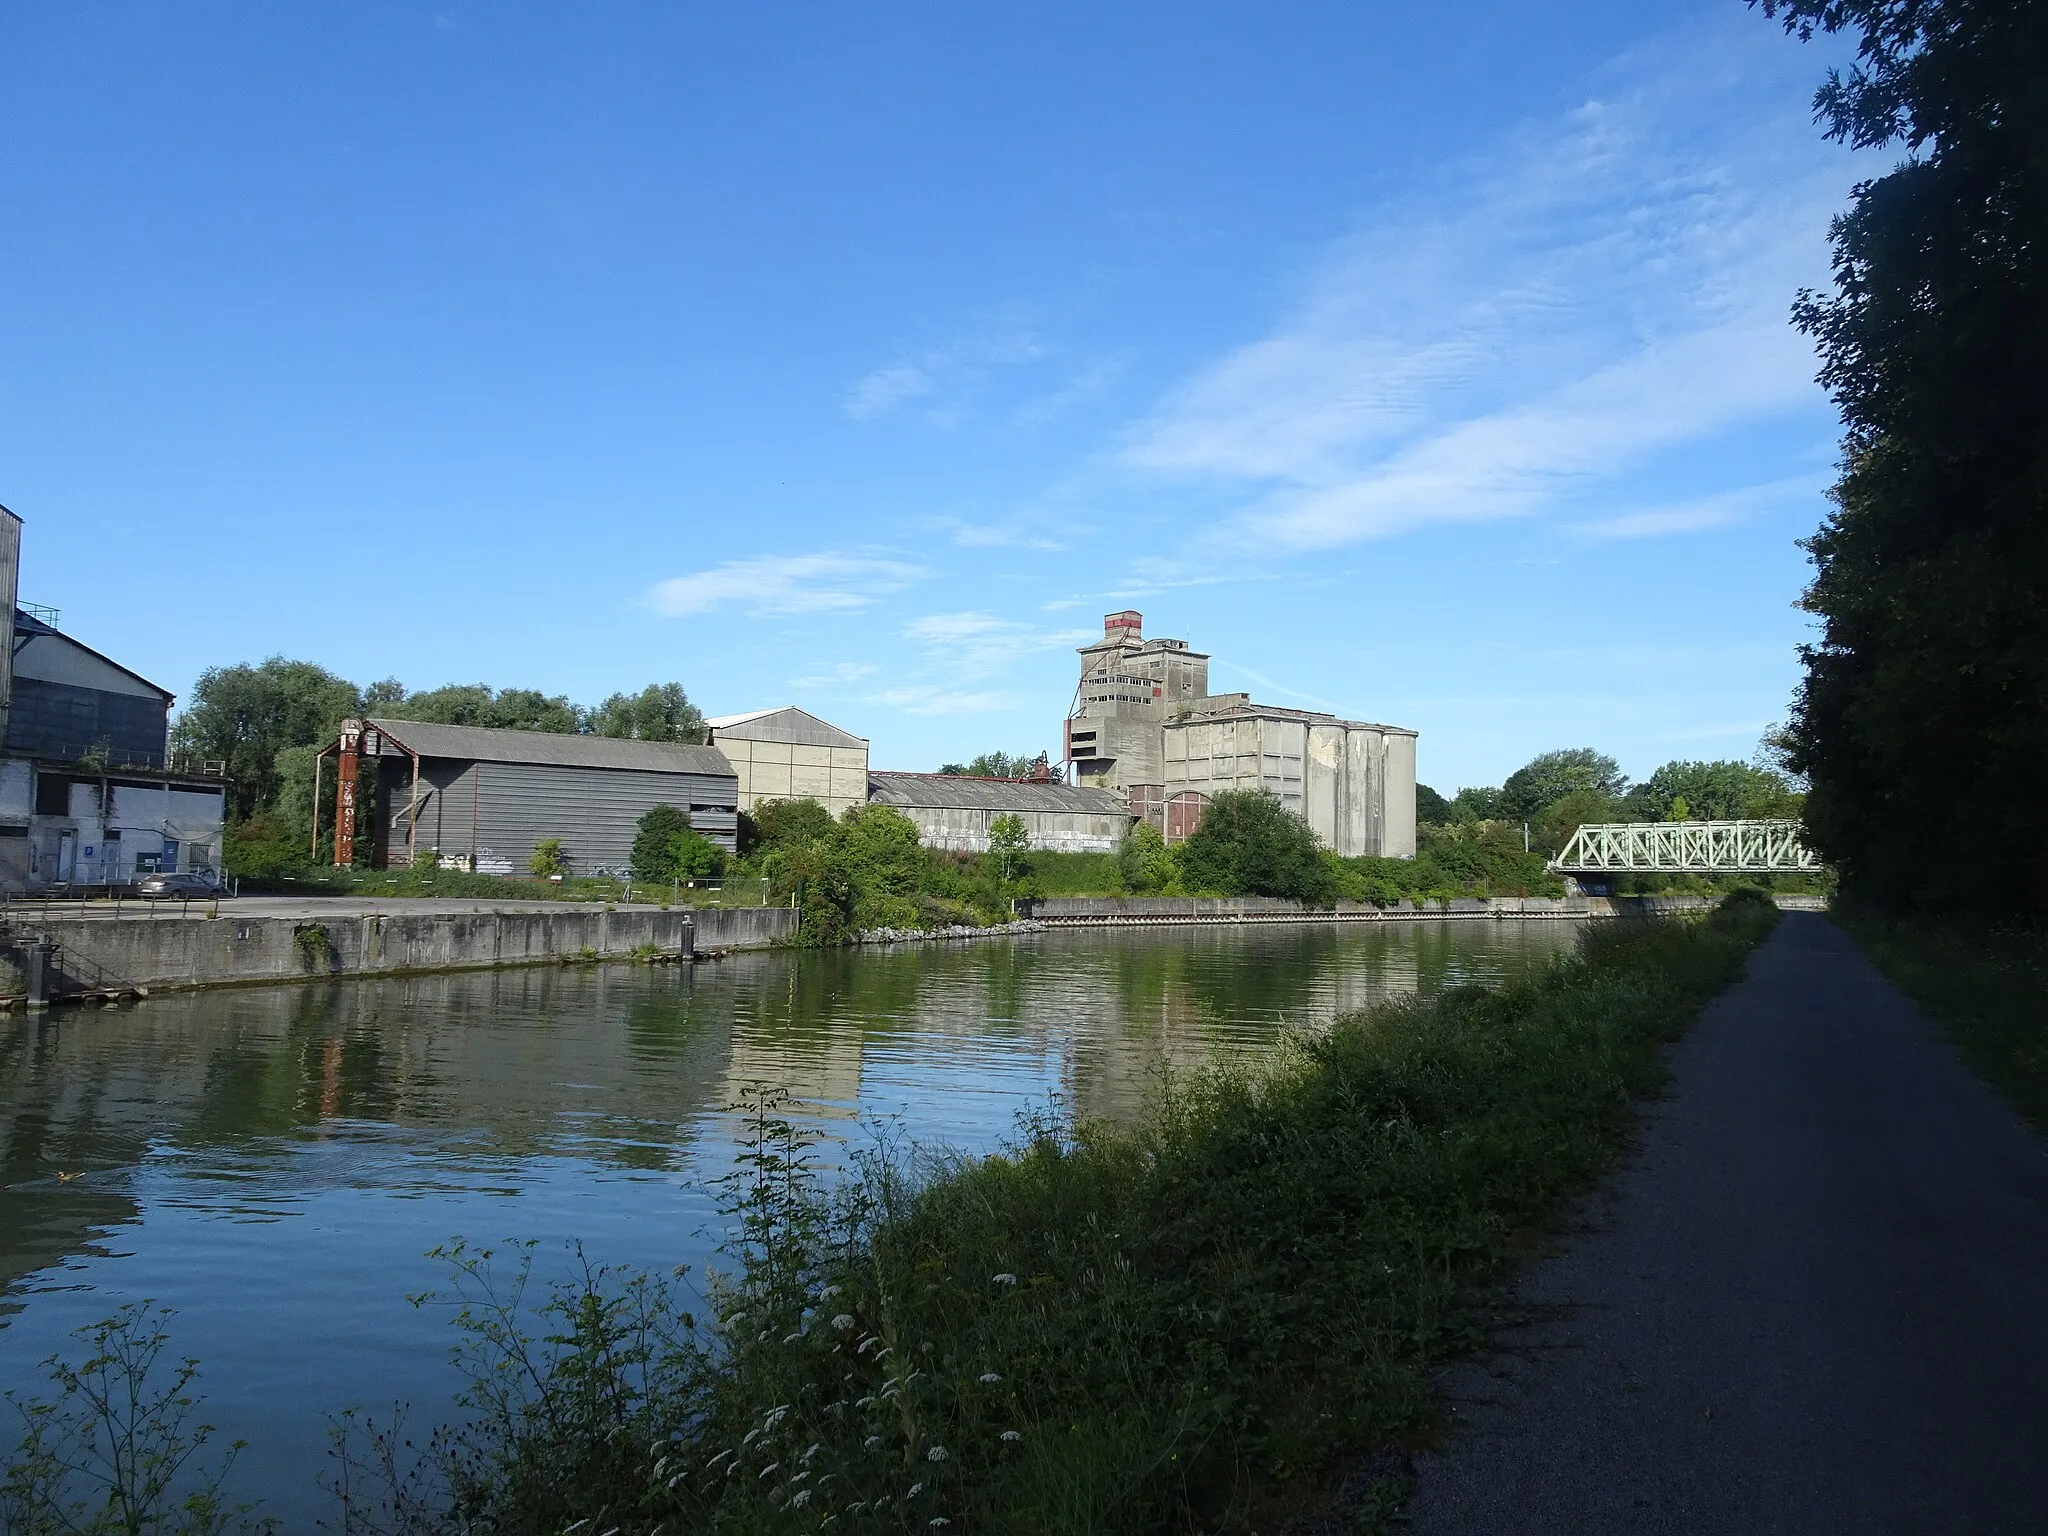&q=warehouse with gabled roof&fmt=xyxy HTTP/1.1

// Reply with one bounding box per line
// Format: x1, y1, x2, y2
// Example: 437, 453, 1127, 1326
319, 717, 738, 876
